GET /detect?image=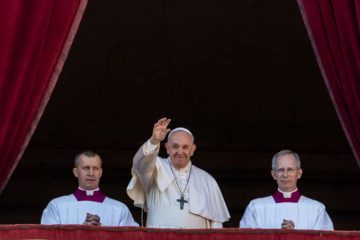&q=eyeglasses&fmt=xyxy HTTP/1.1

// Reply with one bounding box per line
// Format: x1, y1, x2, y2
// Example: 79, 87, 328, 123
274, 168, 298, 175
